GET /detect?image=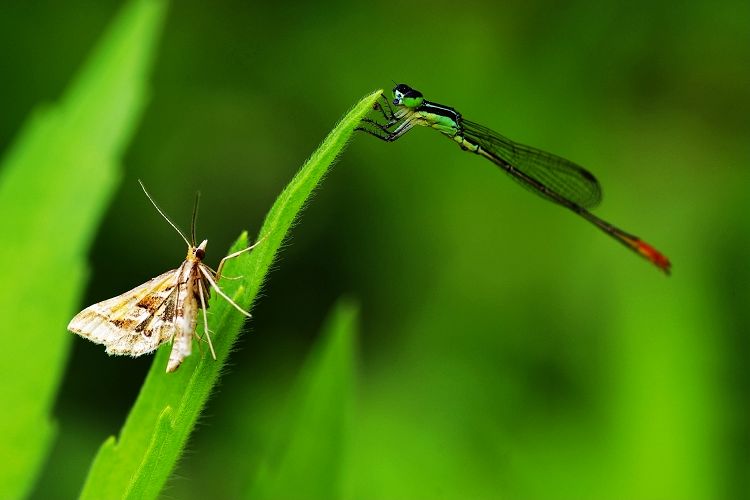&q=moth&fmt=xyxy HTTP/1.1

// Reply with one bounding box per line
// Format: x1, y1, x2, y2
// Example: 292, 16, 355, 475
68, 180, 260, 372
